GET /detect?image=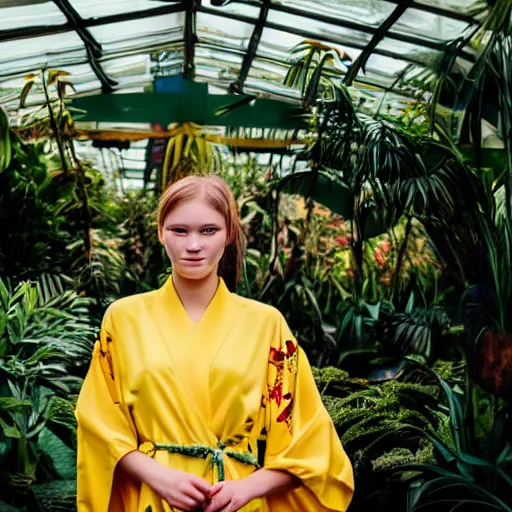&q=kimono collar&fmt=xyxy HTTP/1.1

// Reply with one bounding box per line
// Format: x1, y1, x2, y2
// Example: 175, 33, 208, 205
160, 274, 231, 331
